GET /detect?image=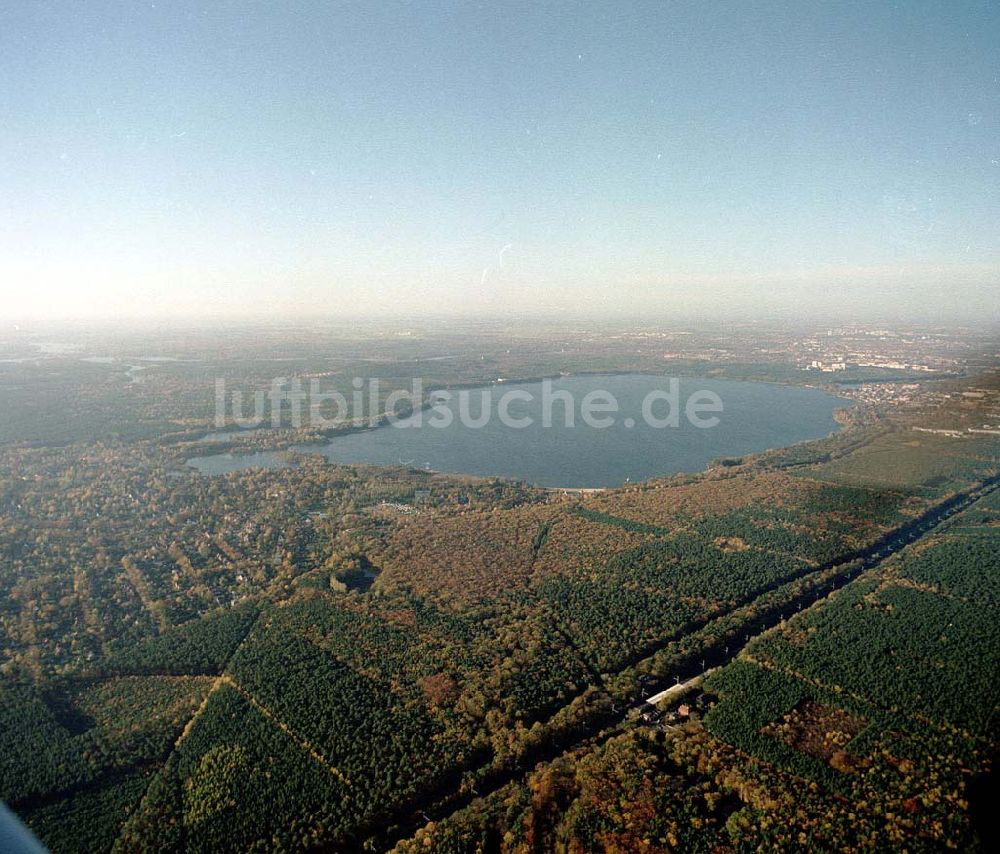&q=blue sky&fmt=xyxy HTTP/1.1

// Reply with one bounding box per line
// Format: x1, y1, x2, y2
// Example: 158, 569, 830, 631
2, 1, 997, 320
